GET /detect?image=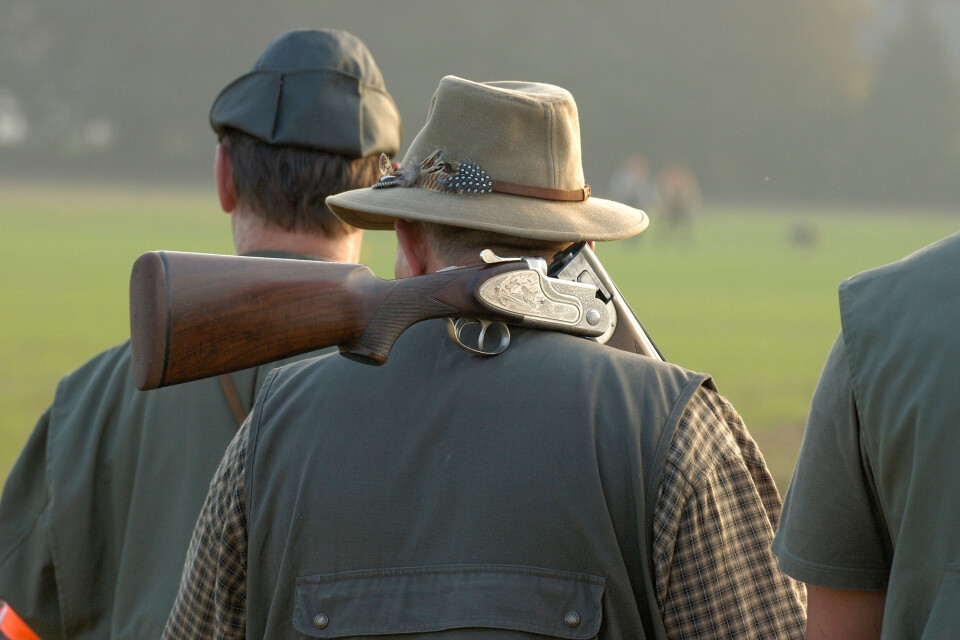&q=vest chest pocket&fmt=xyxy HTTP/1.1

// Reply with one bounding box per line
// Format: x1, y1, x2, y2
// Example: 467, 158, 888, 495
921, 563, 960, 638
293, 564, 605, 639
